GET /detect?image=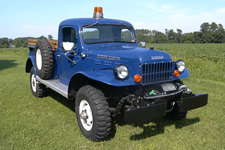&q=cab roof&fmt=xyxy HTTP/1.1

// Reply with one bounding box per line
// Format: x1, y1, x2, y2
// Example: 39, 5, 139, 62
59, 18, 134, 28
